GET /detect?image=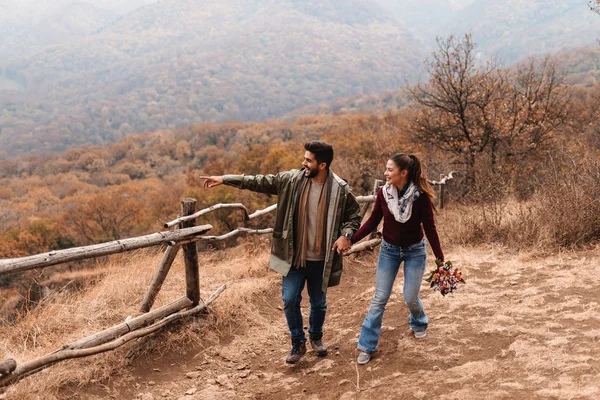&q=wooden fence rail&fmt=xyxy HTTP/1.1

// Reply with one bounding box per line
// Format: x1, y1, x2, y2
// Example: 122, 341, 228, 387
0, 200, 218, 388
0, 225, 212, 277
